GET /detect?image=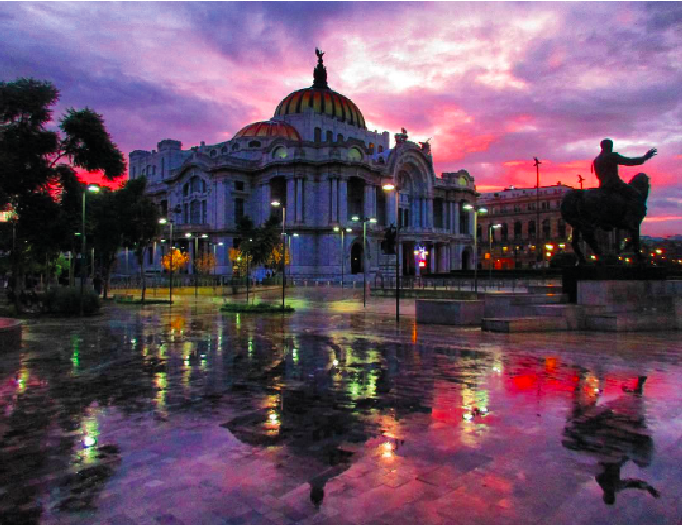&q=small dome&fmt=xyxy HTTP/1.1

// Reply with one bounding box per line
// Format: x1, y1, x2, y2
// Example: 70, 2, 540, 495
233, 121, 301, 141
